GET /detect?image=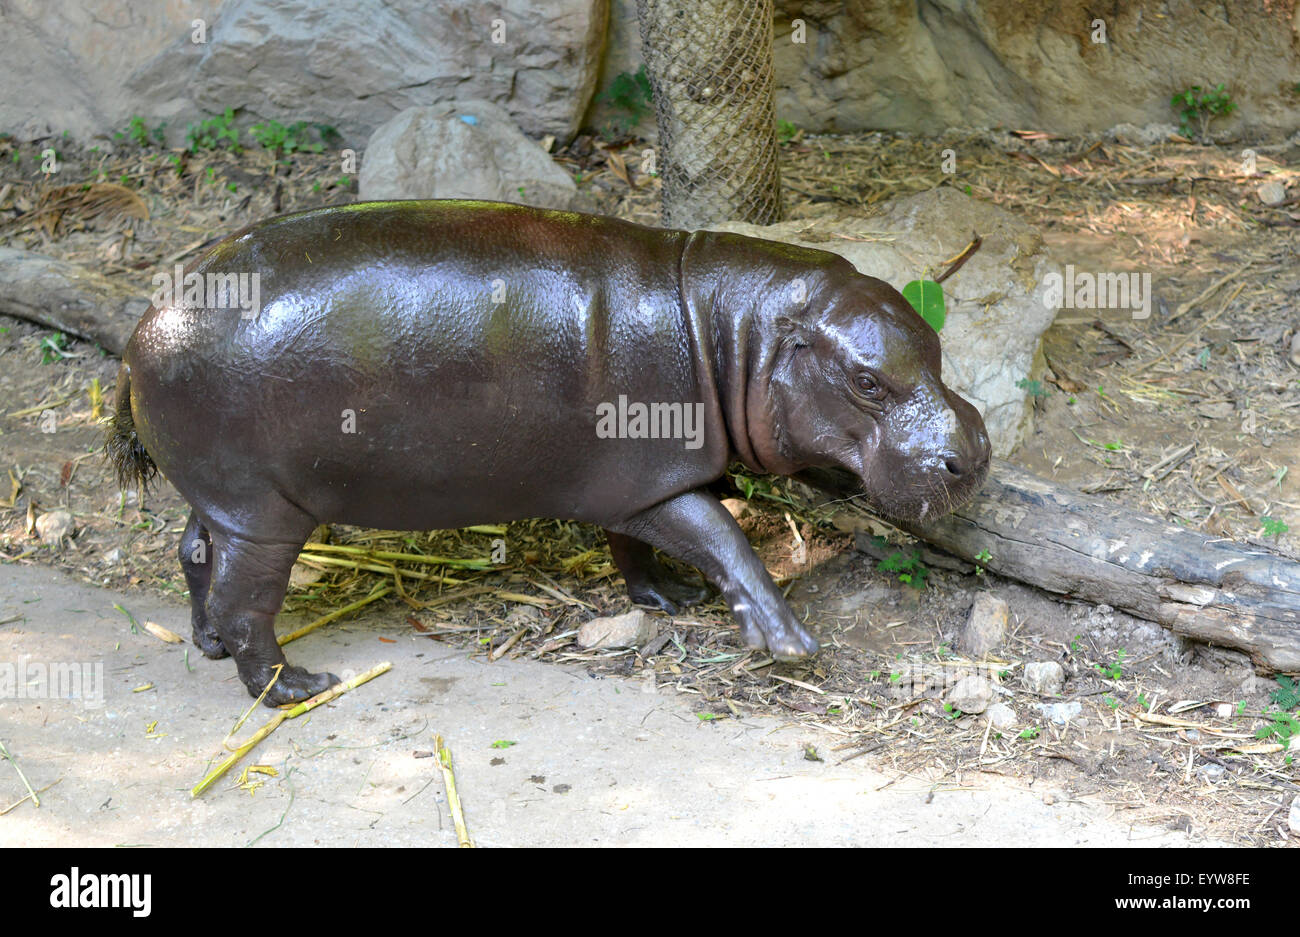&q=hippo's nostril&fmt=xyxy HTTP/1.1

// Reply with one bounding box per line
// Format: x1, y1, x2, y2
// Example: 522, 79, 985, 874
943, 454, 966, 477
